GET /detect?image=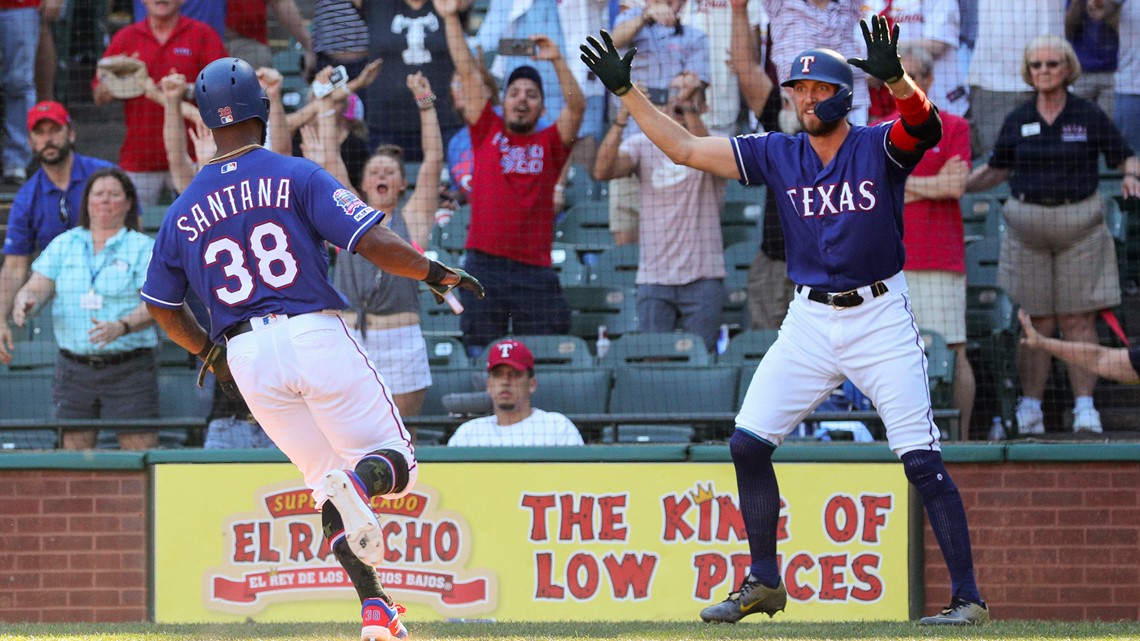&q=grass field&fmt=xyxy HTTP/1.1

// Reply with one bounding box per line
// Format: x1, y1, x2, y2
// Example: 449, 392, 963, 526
3, 621, 1140, 641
